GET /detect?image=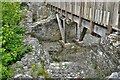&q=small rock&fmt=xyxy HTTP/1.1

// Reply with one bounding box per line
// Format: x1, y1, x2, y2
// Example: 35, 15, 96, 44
108, 72, 120, 79
14, 74, 23, 78
38, 76, 45, 80
23, 66, 28, 71
25, 74, 32, 78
